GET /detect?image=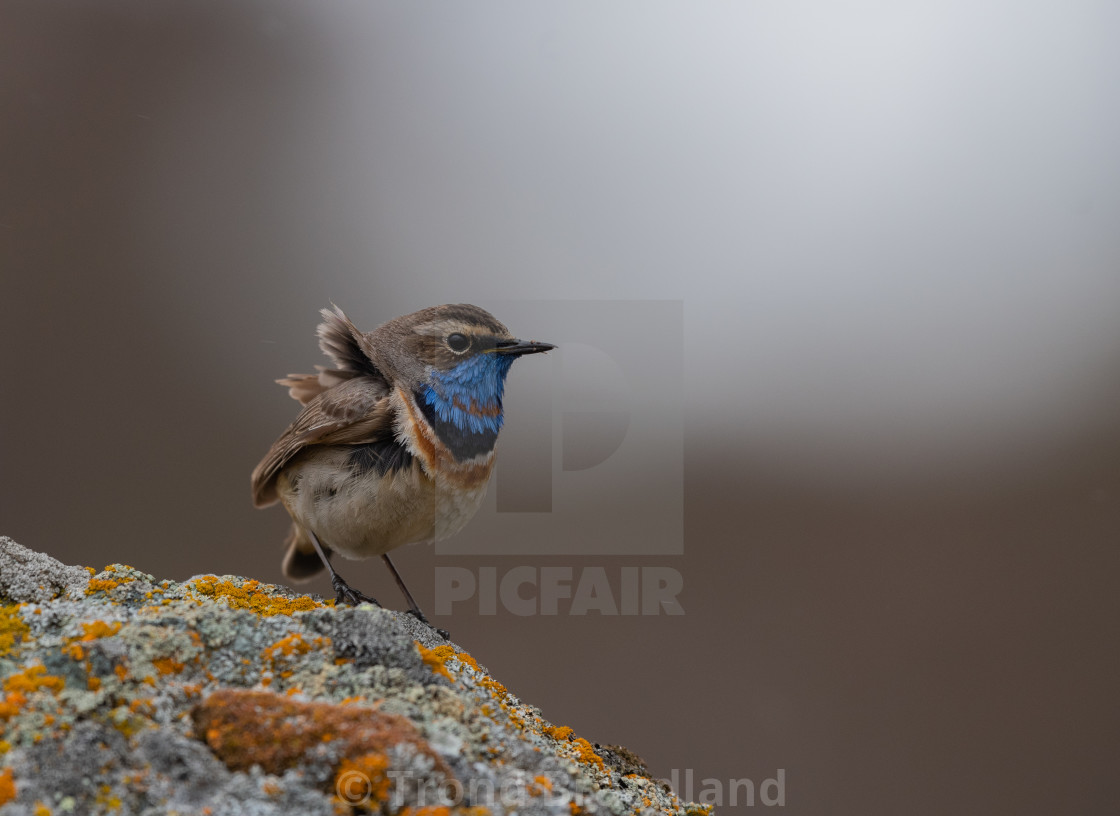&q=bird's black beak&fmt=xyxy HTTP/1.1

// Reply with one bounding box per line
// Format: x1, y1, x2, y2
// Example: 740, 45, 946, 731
492, 338, 556, 356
